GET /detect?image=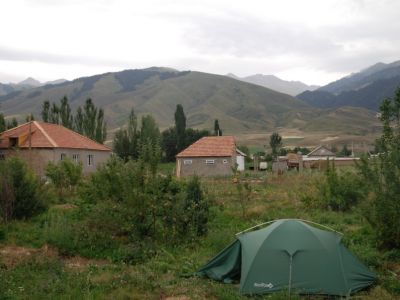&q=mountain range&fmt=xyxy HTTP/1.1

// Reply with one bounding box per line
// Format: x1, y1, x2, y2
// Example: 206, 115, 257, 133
227, 73, 319, 96
0, 67, 380, 136
0, 77, 67, 96
297, 60, 400, 110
